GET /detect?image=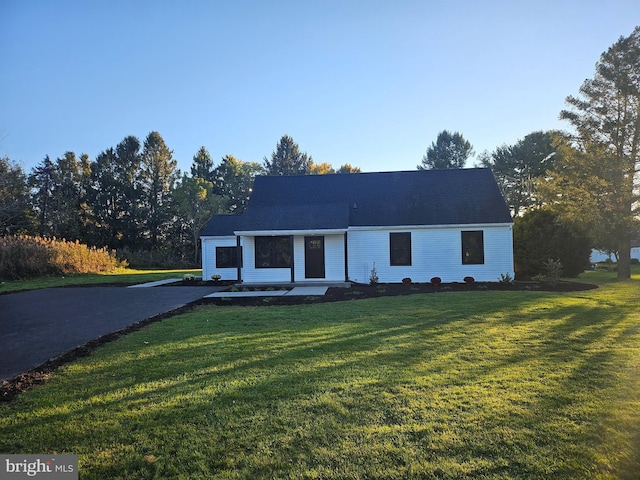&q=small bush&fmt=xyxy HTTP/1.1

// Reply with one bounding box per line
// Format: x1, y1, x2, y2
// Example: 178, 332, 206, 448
369, 262, 379, 285
402, 277, 412, 286
498, 273, 514, 284
430, 277, 442, 286
464, 276, 475, 284
0, 235, 124, 280
533, 258, 563, 287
